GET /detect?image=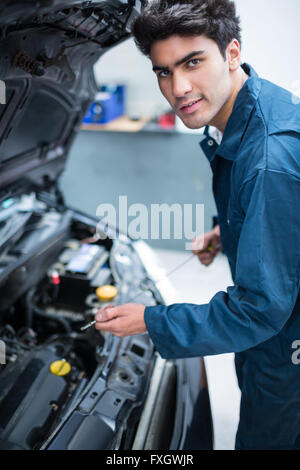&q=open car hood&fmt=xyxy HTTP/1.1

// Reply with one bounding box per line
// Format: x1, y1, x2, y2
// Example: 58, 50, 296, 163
0, 0, 141, 200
